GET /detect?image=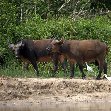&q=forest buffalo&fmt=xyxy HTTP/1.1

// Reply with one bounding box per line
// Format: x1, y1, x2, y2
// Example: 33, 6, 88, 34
9, 39, 66, 76
46, 39, 108, 80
